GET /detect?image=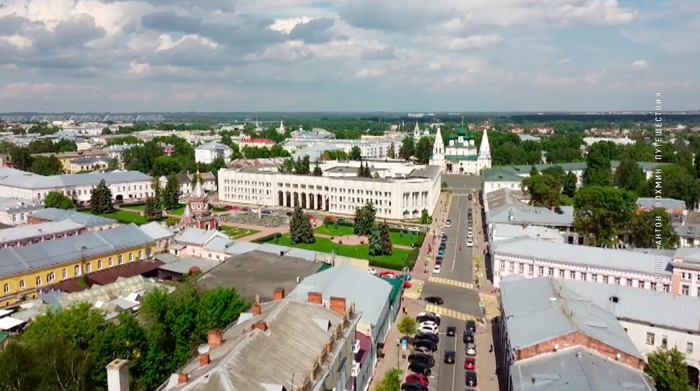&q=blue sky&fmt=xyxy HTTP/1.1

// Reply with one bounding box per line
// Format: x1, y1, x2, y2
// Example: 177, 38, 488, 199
0, 0, 697, 112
